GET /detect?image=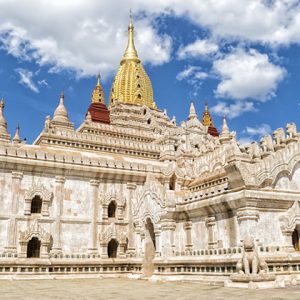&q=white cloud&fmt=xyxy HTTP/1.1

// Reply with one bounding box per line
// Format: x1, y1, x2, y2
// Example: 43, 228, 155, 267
176, 66, 208, 81
0, 1, 172, 78
0, 1, 299, 80
177, 39, 218, 59
166, 0, 300, 46
211, 101, 256, 119
245, 123, 272, 137
213, 48, 286, 101
38, 79, 49, 87
176, 66, 208, 95
16, 68, 39, 93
